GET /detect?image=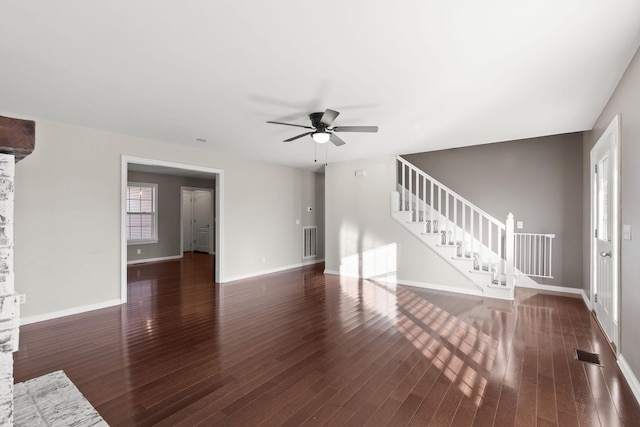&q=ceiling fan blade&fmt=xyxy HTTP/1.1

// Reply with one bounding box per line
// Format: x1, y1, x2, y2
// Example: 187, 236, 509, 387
267, 120, 314, 130
320, 109, 340, 127
332, 126, 378, 133
284, 132, 313, 142
330, 133, 346, 146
